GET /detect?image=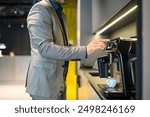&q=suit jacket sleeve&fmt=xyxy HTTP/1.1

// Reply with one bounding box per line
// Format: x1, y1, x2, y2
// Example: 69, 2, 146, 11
27, 4, 87, 61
